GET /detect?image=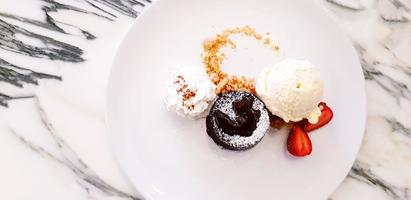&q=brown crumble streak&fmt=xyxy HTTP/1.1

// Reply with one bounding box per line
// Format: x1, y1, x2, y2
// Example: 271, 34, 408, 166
202, 25, 279, 94
274, 45, 280, 52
